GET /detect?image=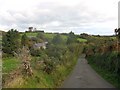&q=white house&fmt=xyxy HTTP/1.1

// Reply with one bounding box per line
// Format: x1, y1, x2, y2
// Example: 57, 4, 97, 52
33, 42, 48, 49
